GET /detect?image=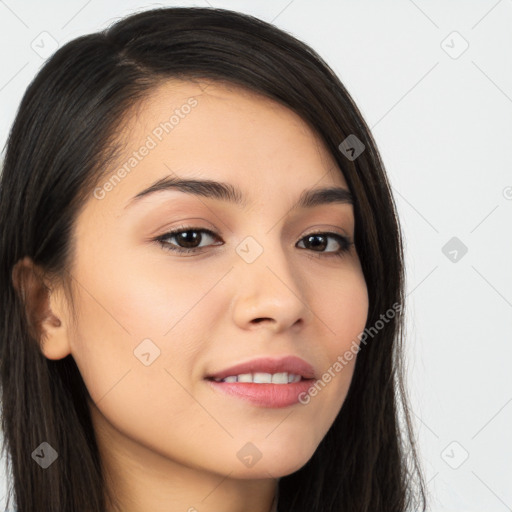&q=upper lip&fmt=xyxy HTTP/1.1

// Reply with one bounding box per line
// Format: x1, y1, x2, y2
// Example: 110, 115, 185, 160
205, 355, 316, 380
